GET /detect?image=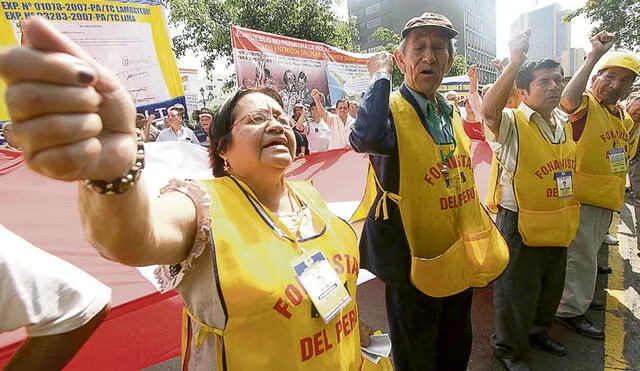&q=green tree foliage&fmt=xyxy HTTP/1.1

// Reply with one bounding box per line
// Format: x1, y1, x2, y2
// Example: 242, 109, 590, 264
446, 55, 467, 77
564, 0, 640, 52
371, 27, 468, 88
166, 0, 359, 74
371, 27, 403, 89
